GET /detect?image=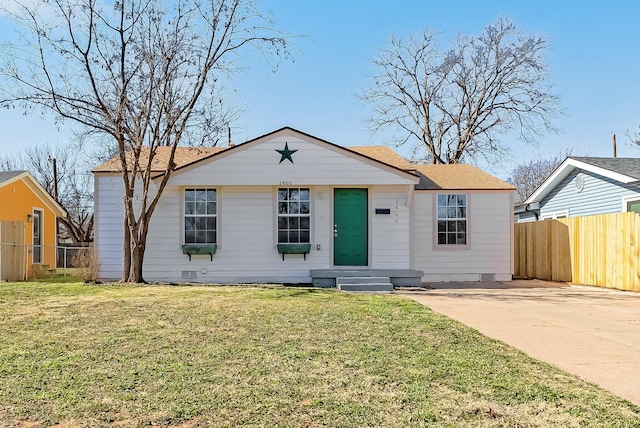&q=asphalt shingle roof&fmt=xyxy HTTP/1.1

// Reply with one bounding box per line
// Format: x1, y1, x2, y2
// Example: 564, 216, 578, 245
571, 157, 640, 180
92, 147, 224, 172
92, 141, 511, 191
348, 146, 416, 170
0, 170, 26, 185
414, 164, 514, 190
